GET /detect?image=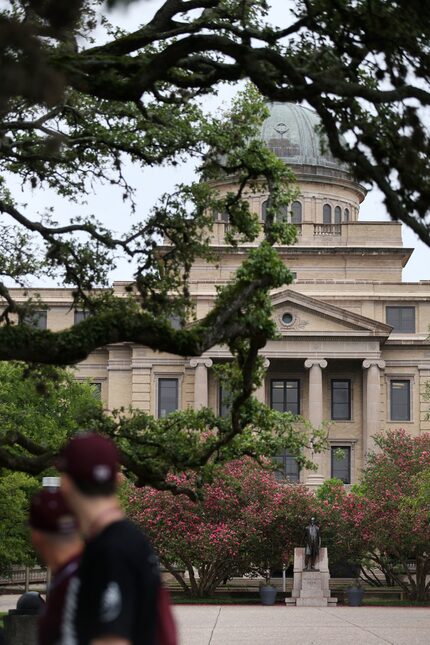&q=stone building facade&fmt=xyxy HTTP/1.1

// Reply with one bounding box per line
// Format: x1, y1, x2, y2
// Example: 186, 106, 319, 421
8, 103, 430, 487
